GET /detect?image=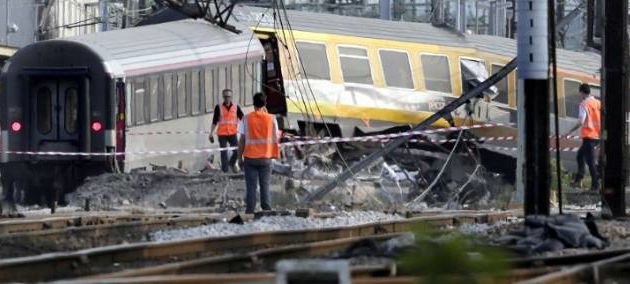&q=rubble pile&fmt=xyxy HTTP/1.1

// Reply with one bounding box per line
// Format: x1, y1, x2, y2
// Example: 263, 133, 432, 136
66, 169, 249, 210
494, 214, 609, 255
149, 211, 403, 242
